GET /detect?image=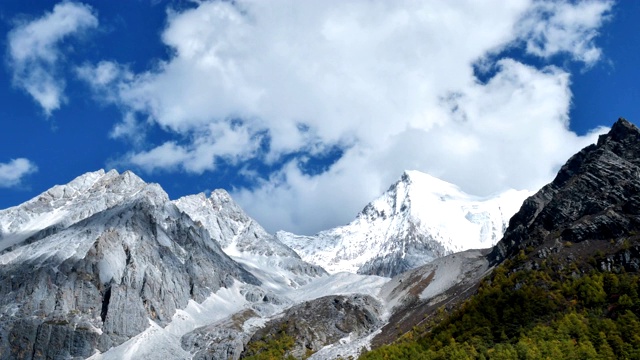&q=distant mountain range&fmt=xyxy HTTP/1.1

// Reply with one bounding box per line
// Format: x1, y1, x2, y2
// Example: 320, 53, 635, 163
1, 118, 638, 359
